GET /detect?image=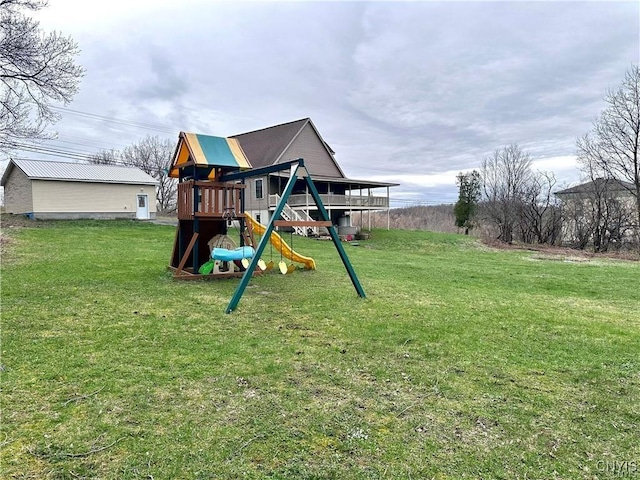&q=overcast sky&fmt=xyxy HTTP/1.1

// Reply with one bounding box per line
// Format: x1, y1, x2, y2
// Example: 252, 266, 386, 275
14, 0, 640, 205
